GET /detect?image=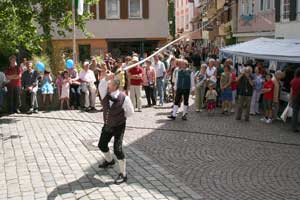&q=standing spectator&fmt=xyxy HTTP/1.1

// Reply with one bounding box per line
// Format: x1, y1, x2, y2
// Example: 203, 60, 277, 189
236, 67, 254, 121
231, 68, 238, 113
142, 60, 156, 107
261, 74, 274, 124
21, 61, 39, 114
216, 59, 224, 107
114, 58, 126, 91
68, 67, 81, 109
41, 70, 54, 109
60, 71, 71, 110
20, 58, 27, 72
168, 57, 177, 100
153, 55, 166, 106
168, 59, 195, 120
272, 71, 283, 120
290, 68, 300, 132
0, 70, 8, 114
123, 56, 132, 95
220, 64, 232, 114
79, 61, 97, 112
128, 57, 143, 112
5, 55, 22, 114
250, 67, 264, 115
55, 71, 63, 99
194, 64, 207, 112
206, 58, 217, 86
